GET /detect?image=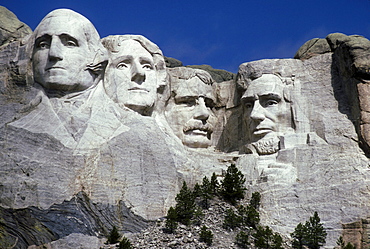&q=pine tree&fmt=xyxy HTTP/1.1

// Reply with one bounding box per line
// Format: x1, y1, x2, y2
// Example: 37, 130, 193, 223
254, 226, 283, 249
200, 176, 212, 209
175, 181, 196, 225
220, 164, 246, 205
165, 206, 178, 233
291, 212, 327, 249
291, 223, 306, 249
337, 236, 355, 249
199, 225, 213, 246
304, 212, 327, 249
210, 172, 219, 196
107, 226, 121, 244
118, 236, 133, 249
238, 204, 260, 229
193, 182, 202, 198
235, 231, 250, 248
254, 226, 273, 249
250, 192, 261, 209
223, 208, 241, 230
